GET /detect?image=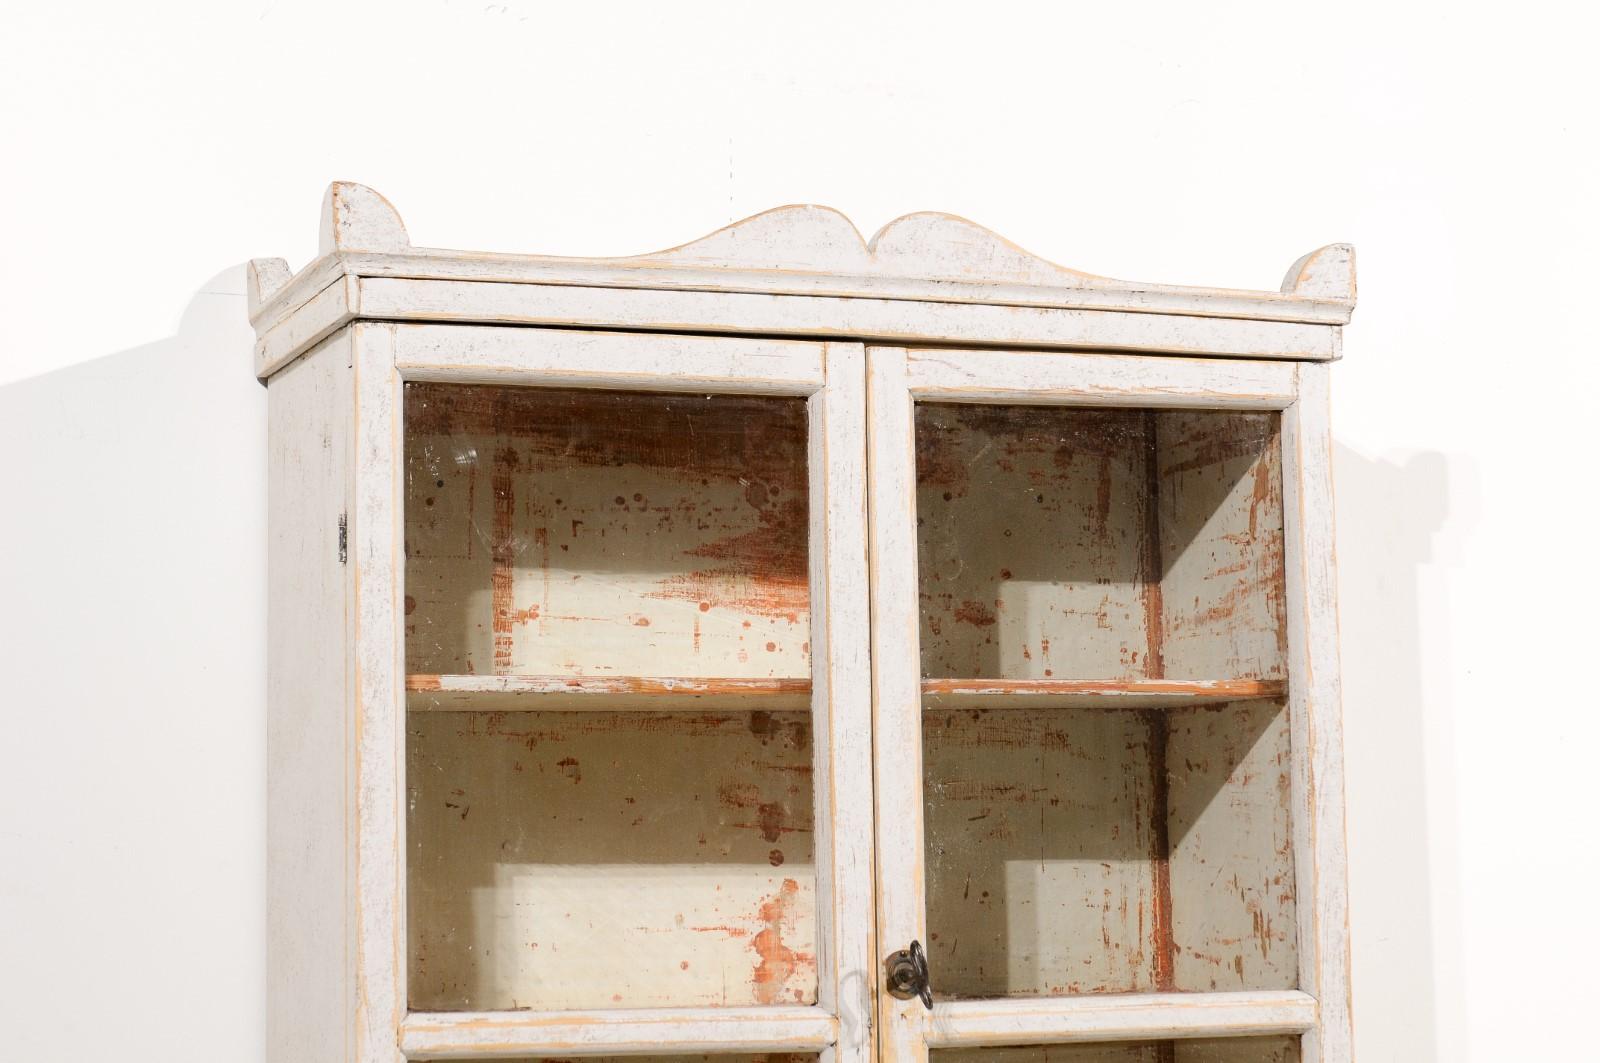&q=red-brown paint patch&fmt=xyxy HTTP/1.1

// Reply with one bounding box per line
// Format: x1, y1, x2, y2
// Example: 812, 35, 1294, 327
490, 446, 518, 674
751, 878, 803, 1004
953, 599, 997, 627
